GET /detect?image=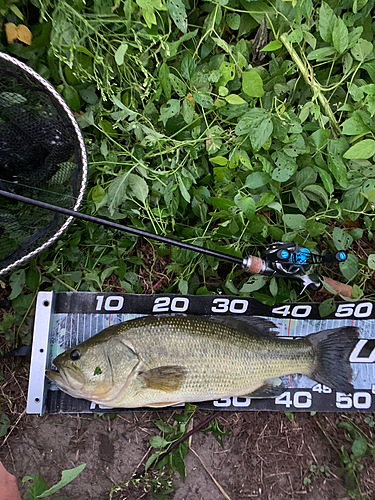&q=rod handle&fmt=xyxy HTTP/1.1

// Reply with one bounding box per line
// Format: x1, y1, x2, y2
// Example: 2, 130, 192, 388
242, 256, 264, 274
321, 276, 354, 298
